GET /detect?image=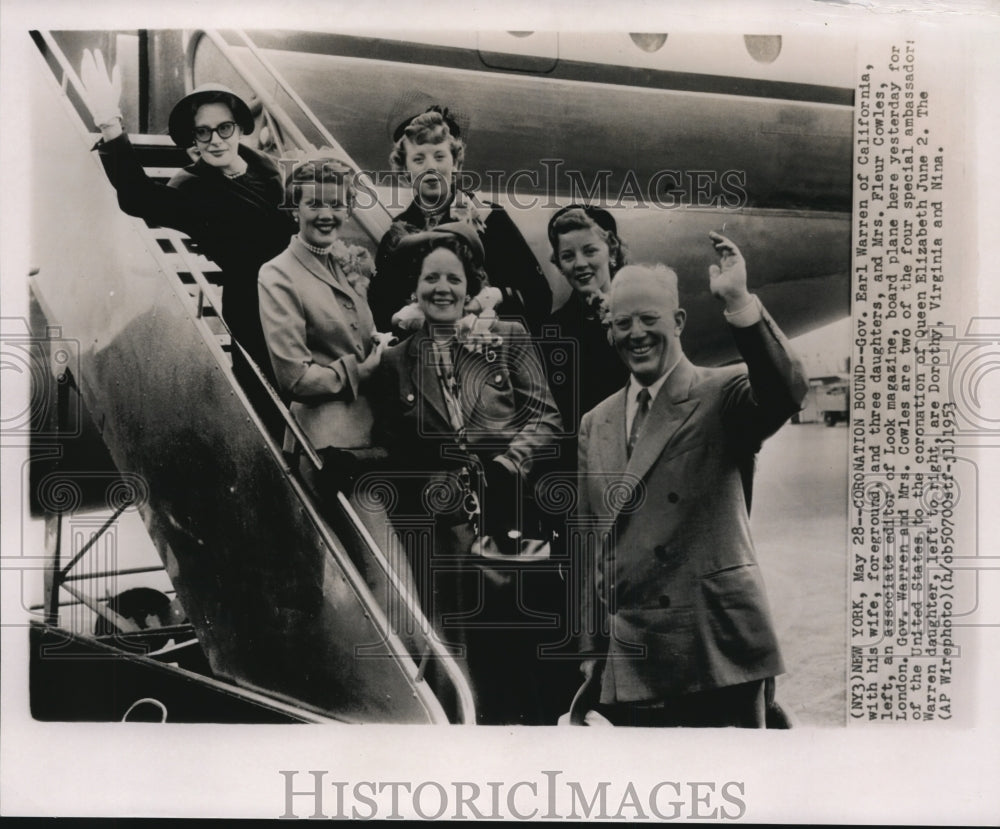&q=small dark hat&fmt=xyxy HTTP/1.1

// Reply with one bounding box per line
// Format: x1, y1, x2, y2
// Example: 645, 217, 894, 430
546, 204, 619, 249
392, 104, 462, 143
168, 84, 255, 147
390, 221, 485, 269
